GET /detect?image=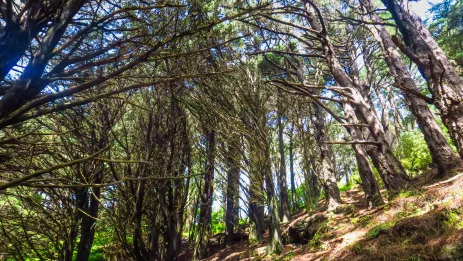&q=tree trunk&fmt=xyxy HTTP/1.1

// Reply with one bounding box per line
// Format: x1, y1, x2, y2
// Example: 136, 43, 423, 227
248, 174, 265, 244
344, 103, 384, 208
298, 115, 319, 210
0, 0, 87, 120
149, 213, 160, 261
63, 188, 87, 261
164, 221, 182, 261
133, 180, 148, 261
194, 130, 216, 260
312, 103, 342, 210
361, 0, 462, 175
75, 186, 100, 261
289, 128, 298, 212
382, 0, 463, 159
264, 138, 283, 254
345, 166, 349, 186
277, 104, 291, 222
302, 0, 410, 191
225, 138, 240, 246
